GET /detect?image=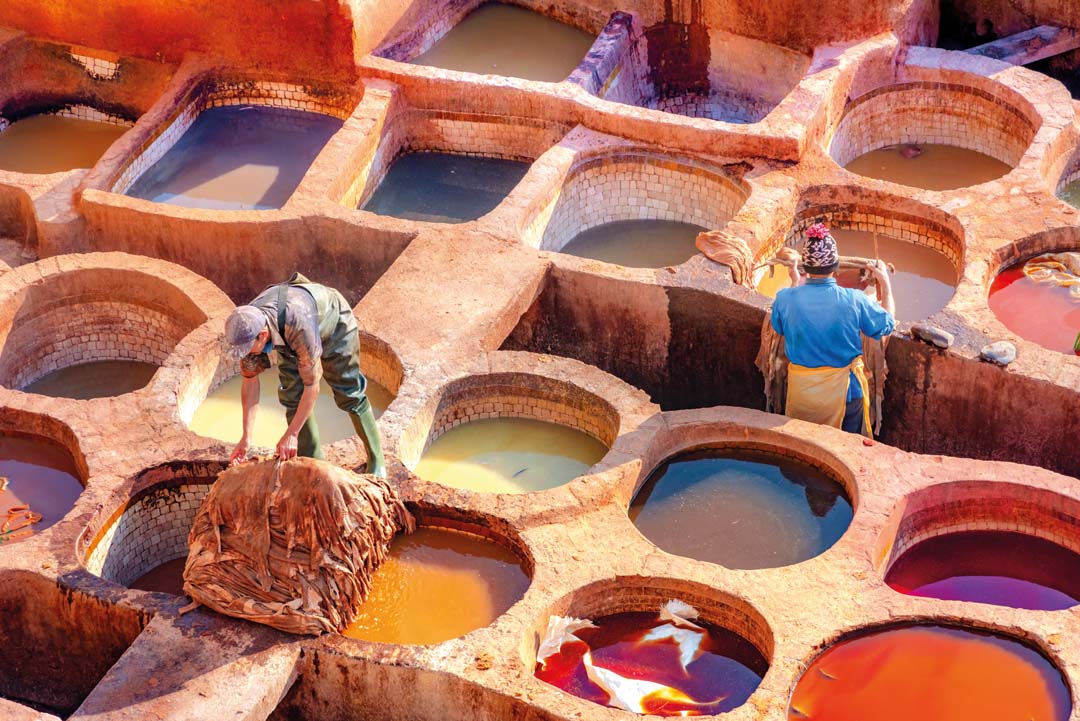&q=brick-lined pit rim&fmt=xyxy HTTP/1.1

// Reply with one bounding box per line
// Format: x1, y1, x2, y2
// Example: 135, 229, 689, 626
529, 149, 750, 262
79, 459, 226, 589
0, 253, 224, 394
875, 480, 1080, 580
